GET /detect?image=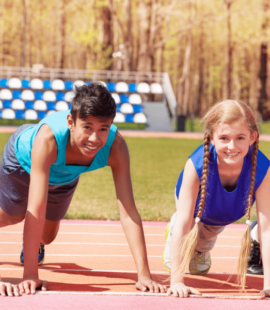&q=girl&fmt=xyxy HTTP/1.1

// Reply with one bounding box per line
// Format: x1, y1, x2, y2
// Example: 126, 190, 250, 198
163, 100, 270, 298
